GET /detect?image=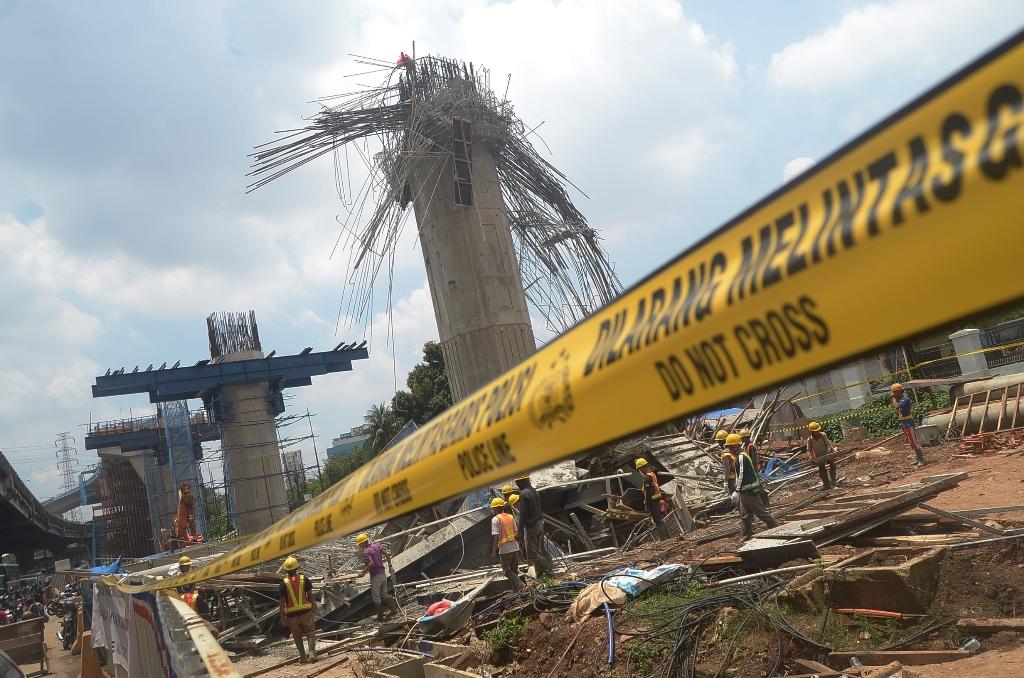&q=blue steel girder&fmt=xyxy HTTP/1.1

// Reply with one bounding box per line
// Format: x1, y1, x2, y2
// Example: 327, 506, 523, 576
83, 422, 221, 452
91, 346, 369, 403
